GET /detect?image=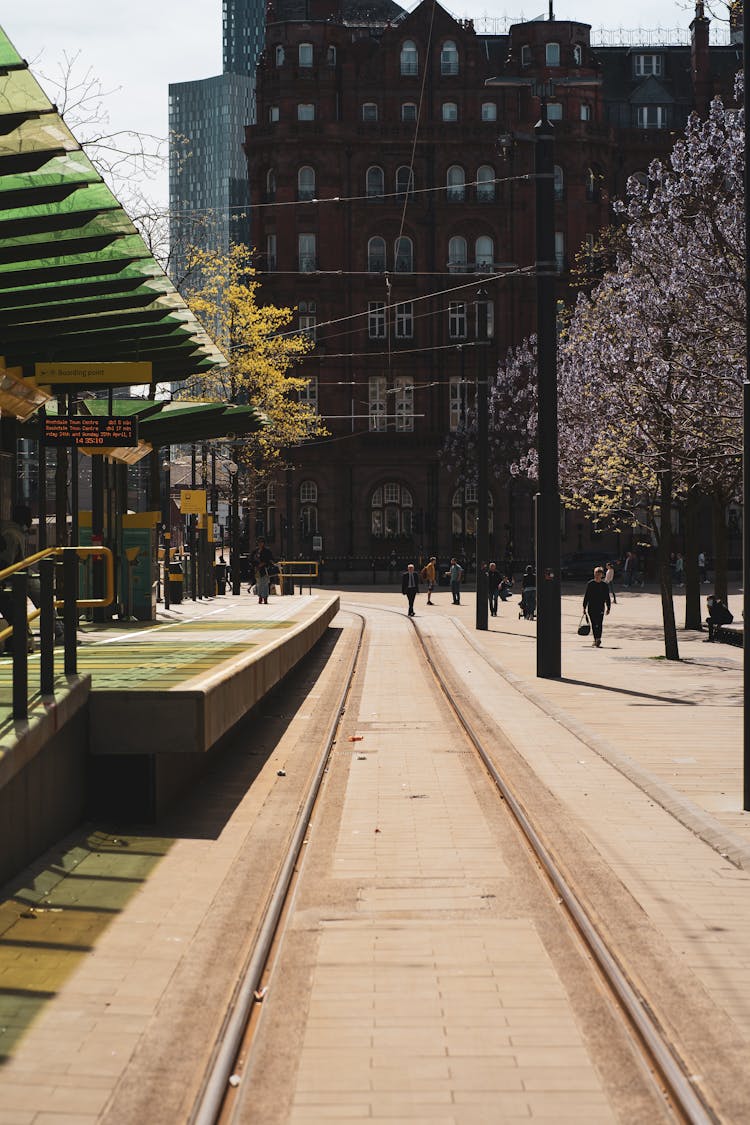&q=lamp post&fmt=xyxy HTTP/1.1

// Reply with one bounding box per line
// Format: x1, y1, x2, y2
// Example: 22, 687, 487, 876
743, 5, 750, 810
227, 461, 241, 596
475, 289, 490, 631
162, 456, 171, 611
535, 98, 561, 679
